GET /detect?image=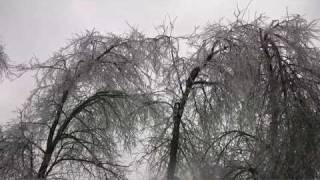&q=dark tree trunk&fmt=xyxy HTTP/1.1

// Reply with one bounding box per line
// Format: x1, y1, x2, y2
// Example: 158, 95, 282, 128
166, 45, 223, 180
37, 148, 54, 178
37, 90, 69, 178
166, 102, 182, 180
167, 67, 201, 180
